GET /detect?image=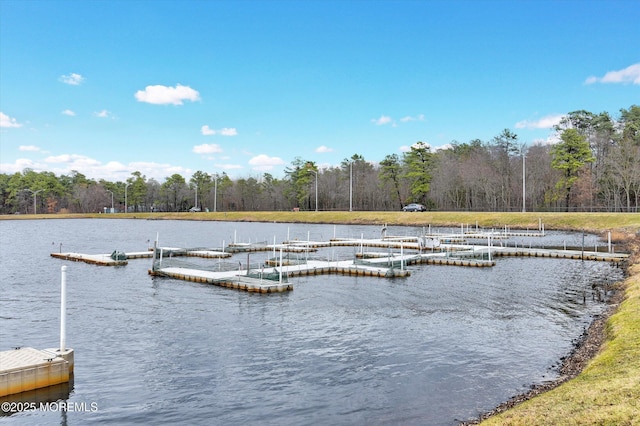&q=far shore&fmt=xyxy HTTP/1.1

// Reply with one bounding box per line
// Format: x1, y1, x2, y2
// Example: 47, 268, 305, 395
3, 211, 639, 233
3, 211, 639, 425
